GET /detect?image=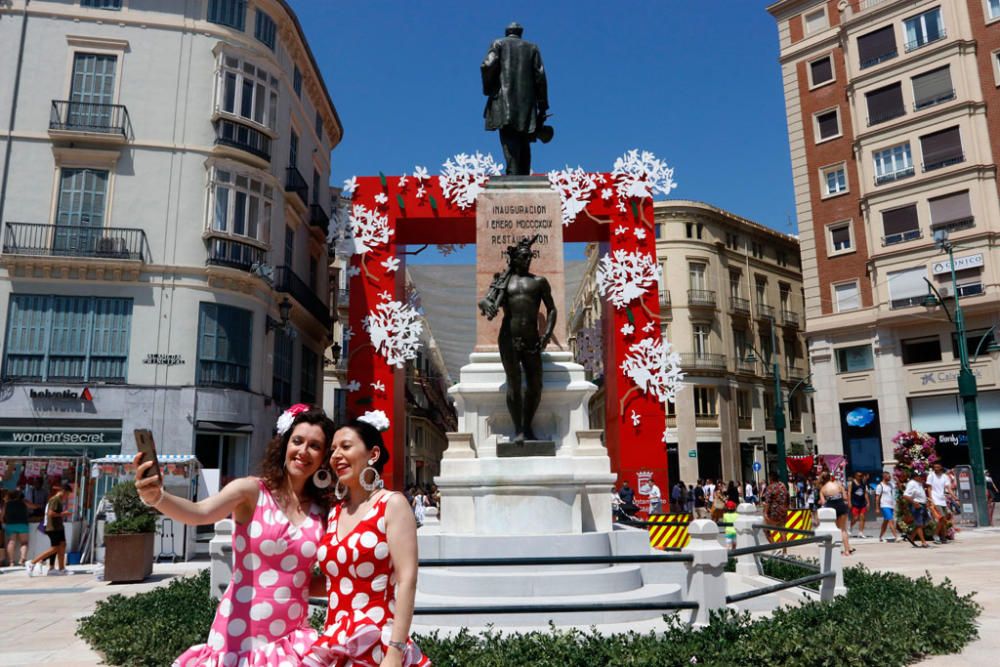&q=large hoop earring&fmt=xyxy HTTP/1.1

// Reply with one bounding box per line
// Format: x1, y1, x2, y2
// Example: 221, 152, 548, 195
312, 467, 332, 489
360, 466, 383, 492
335, 480, 348, 501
